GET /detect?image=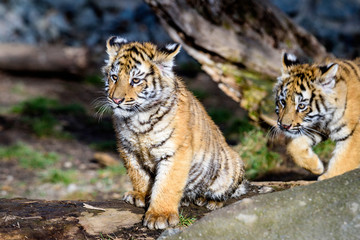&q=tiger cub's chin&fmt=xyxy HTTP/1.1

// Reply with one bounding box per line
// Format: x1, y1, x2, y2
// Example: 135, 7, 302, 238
101, 36, 246, 229
274, 52, 360, 180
